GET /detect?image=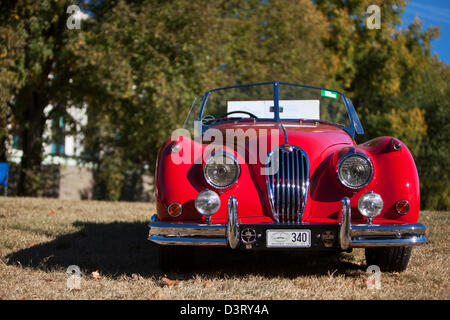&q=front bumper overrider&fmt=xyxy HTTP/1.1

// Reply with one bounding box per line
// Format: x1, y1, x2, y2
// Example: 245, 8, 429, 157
148, 196, 427, 249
